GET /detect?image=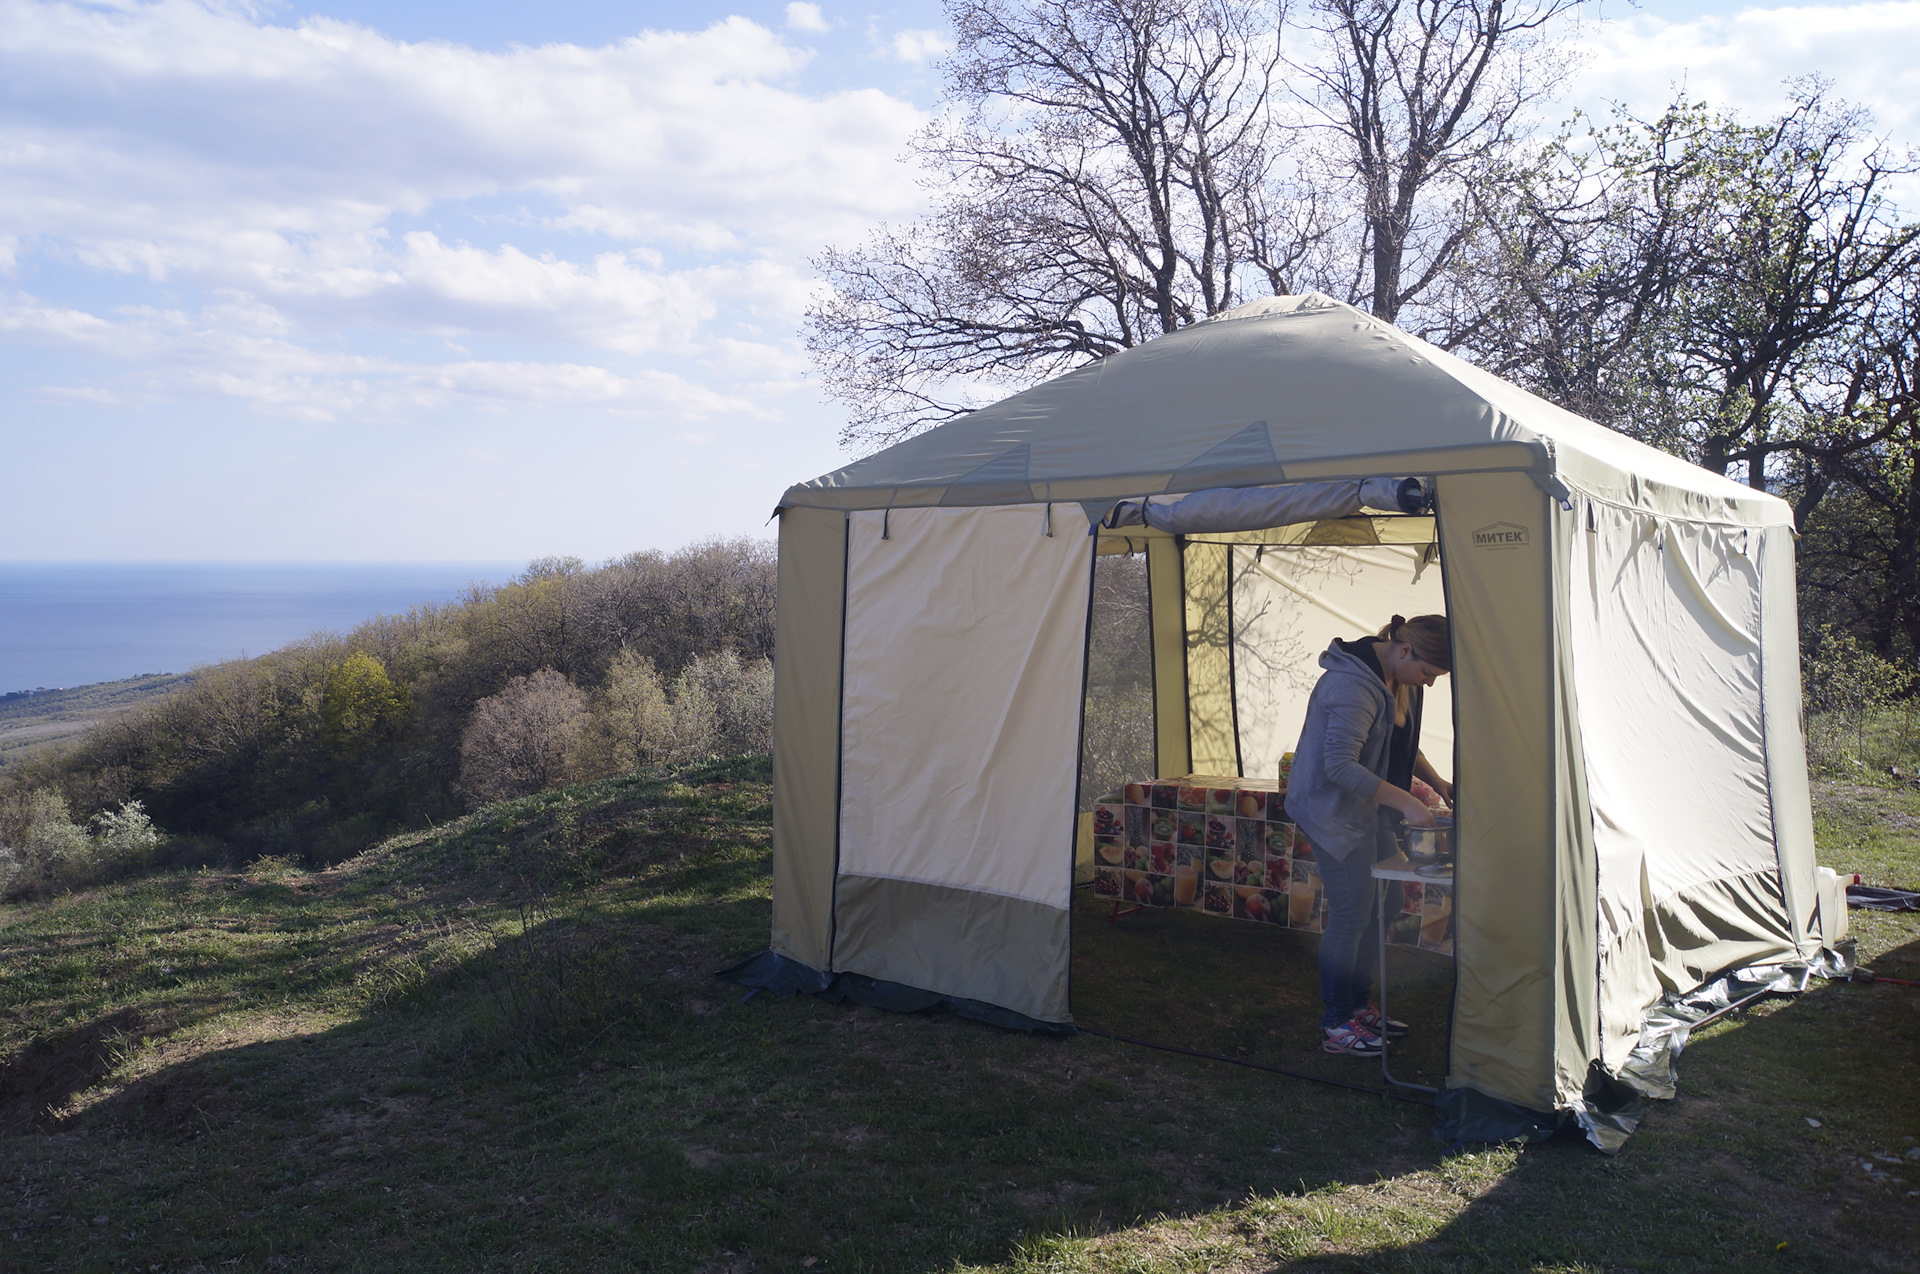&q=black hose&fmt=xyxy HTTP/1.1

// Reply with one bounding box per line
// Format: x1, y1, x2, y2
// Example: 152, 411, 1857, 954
1074, 1024, 1436, 1107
